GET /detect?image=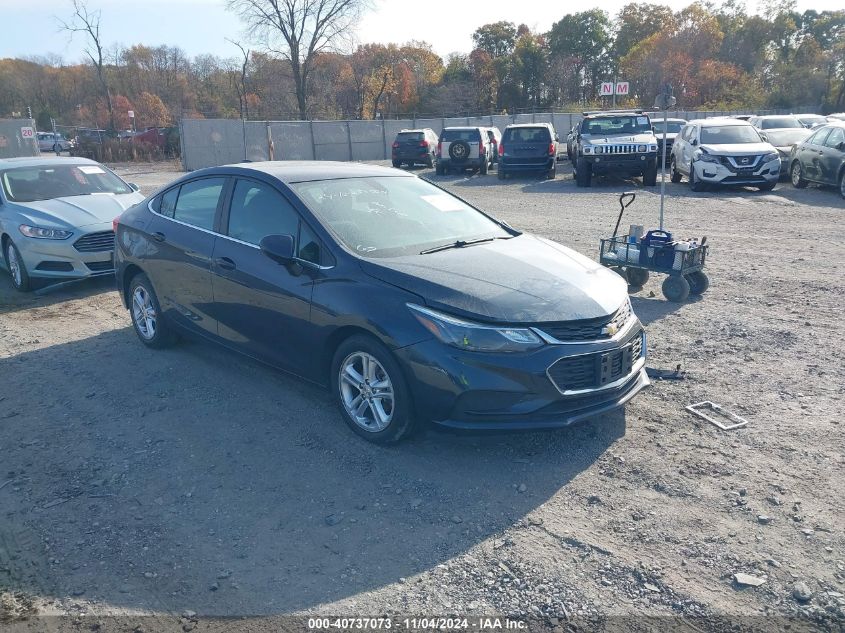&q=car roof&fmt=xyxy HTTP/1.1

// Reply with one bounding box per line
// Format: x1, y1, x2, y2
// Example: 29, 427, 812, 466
441, 126, 484, 131
696, 118, 751, 127
753, 114, 801, 120
651, 118, 687, 123
213, 160, 412, 184
584, 112, 643, 119
397, 129, 432, 133
0, 156, 101, 169
504, 123, 553, 128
